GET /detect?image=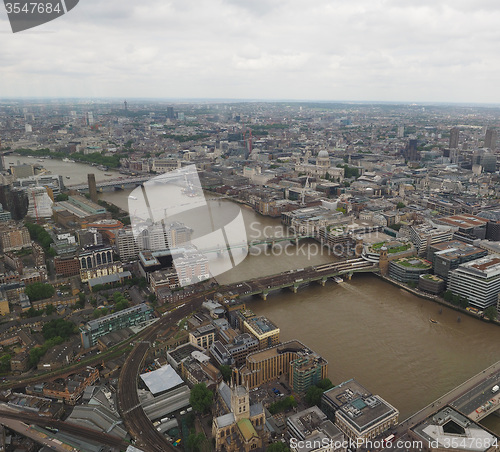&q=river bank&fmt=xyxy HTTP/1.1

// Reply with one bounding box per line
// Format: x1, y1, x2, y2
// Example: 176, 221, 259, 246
376, 273, 499, 326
